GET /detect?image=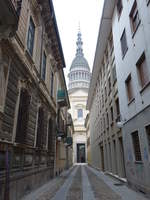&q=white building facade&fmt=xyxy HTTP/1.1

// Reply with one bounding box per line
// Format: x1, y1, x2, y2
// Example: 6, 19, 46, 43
88, 0, 150, 196
112, 0, 150, 195
68, 31, 90, 164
